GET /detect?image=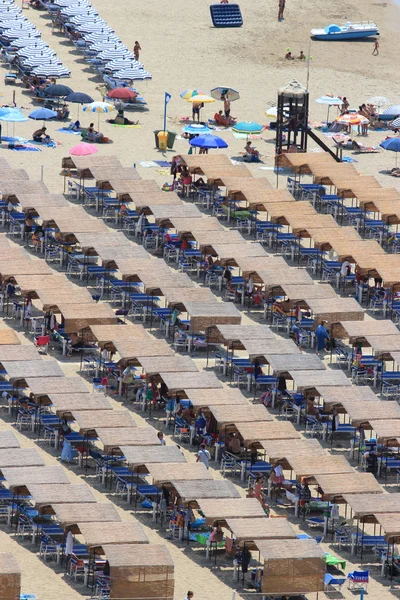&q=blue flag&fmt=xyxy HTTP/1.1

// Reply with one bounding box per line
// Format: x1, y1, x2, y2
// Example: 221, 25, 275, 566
165, 92, 172, 105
